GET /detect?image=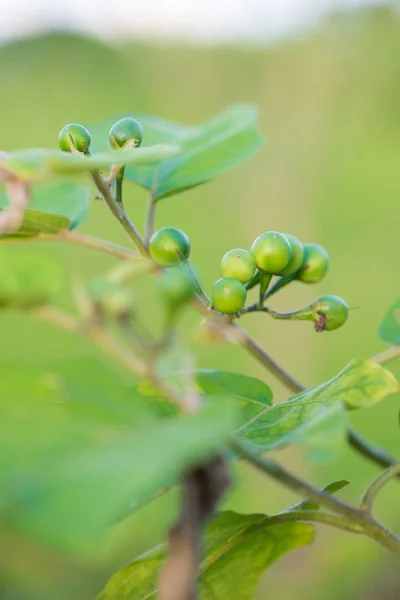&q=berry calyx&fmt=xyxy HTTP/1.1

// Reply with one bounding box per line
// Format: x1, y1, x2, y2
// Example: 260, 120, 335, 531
158, 265, 196, 308
58, 123, 91, 154
220, 248, 256, 284
250, 231, 291, 274
109, 117, 143, 150
312, 295, 348, 332
211, 278, 247, 314
297, 243, 329, 283
279, 234, 304, 276
149, 227, 191, 266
